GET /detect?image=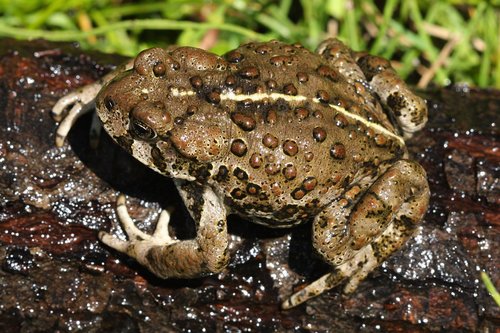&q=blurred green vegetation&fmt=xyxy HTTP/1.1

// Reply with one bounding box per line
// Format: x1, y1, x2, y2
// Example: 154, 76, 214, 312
481, 272, 500, 307
0, 0, 498, 88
